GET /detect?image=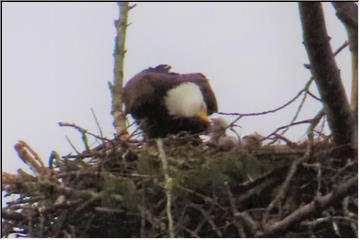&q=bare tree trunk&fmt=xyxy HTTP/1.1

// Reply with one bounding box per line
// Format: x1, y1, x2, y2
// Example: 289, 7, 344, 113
298, 3, 356, 147
332, 2, 358, 121
109, 2, 130, 135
